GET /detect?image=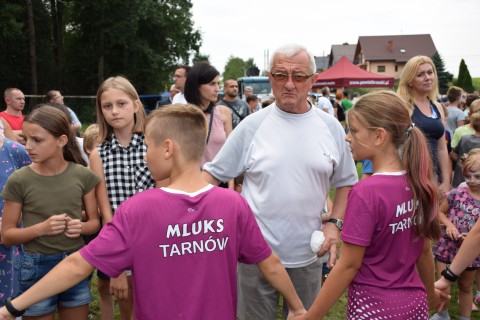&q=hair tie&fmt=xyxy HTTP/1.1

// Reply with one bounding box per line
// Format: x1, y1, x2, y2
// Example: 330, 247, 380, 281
406, 122, 415, 137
